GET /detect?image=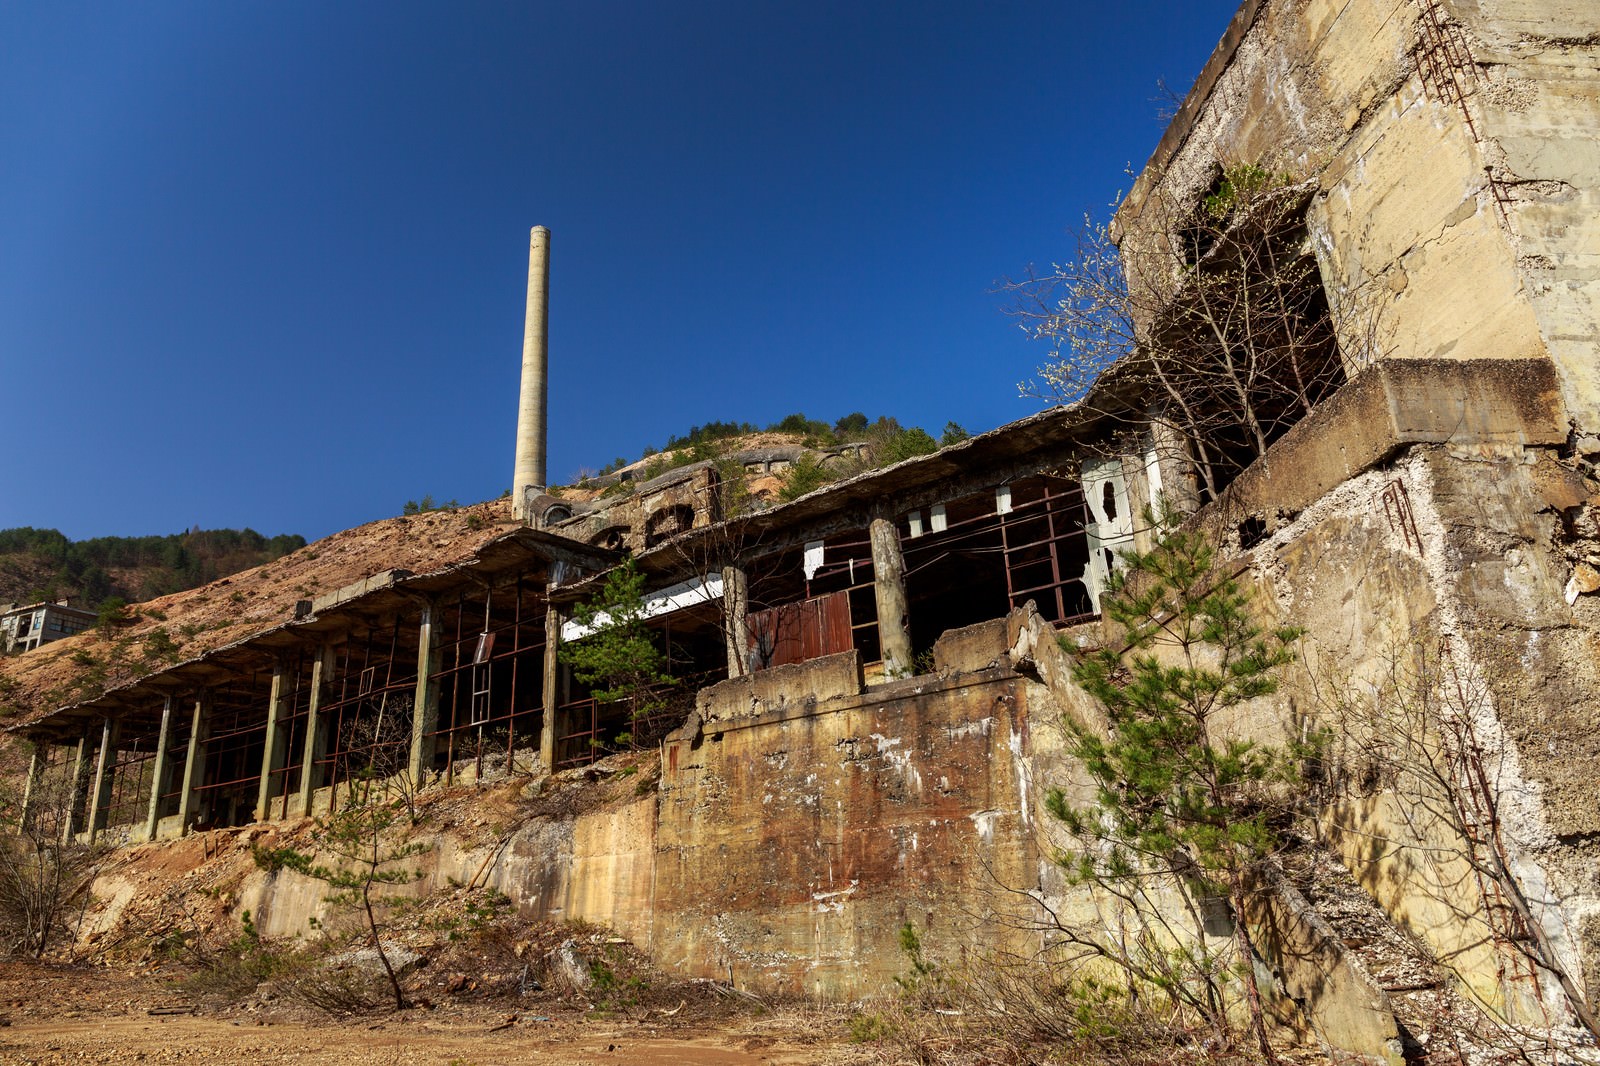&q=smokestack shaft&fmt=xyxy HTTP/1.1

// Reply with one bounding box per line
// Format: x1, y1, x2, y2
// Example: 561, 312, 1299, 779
512, 226, 550, 519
